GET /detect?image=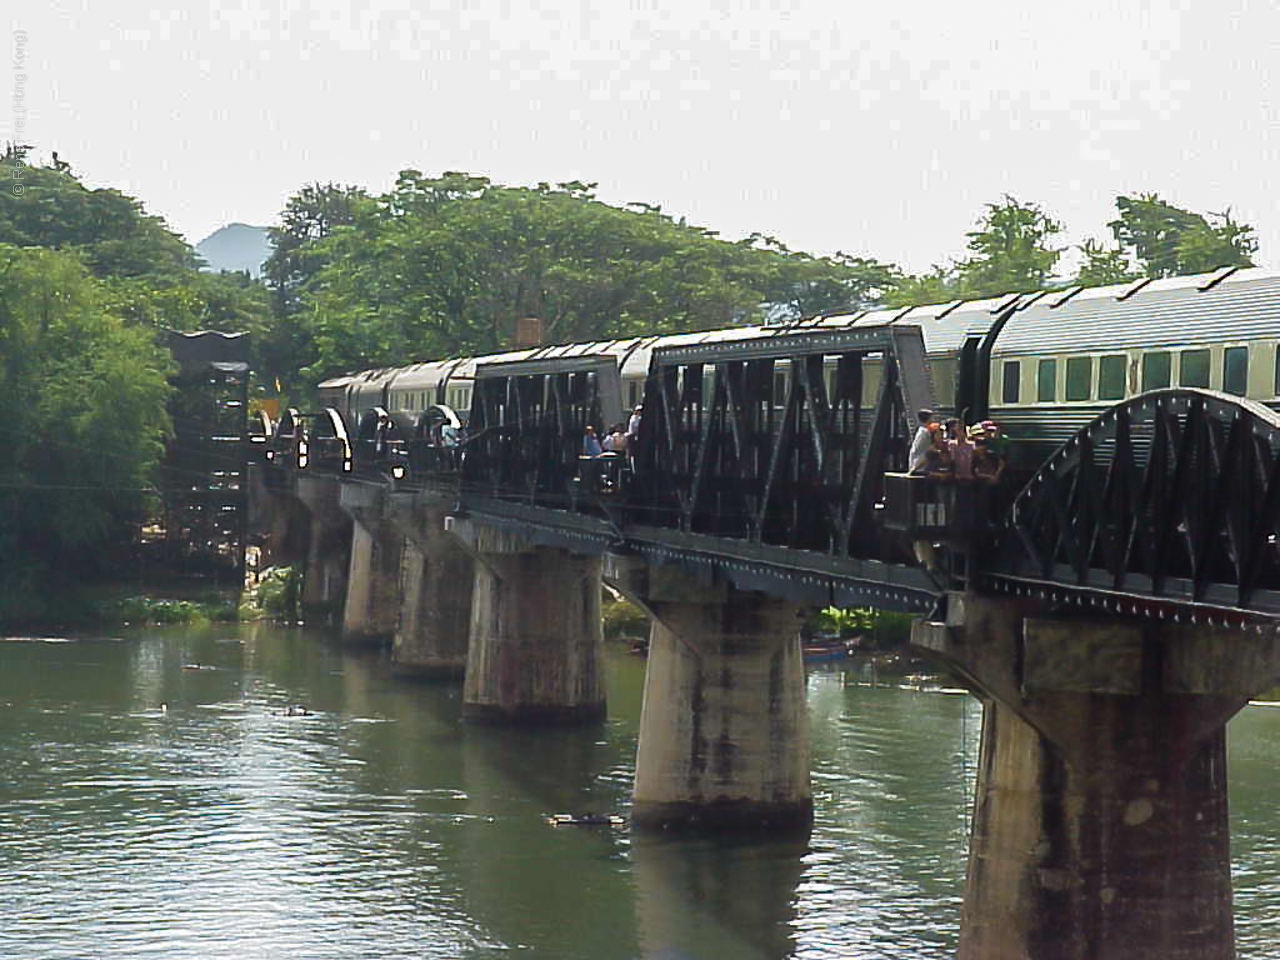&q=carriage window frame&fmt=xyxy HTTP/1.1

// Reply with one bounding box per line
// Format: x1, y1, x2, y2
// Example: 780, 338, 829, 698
1065, 356, 1093, 402
1179, 348, 1211, 389
1222, 345, 1248, 397
1036, 358, 1057, 403
1098, 354, 1127, 401
1002, 360, 1021, 404
1142, 352, 1171, 391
